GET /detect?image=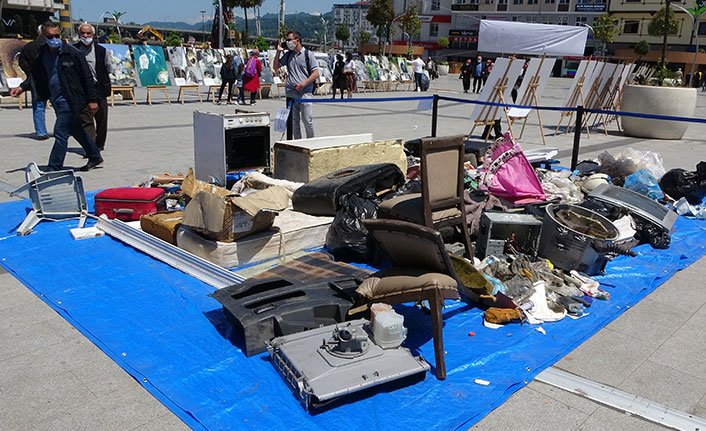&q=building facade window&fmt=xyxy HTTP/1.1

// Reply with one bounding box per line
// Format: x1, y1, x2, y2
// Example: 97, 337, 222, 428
575, 16, 587, 25
513, 0, 523, 4
528, 0, 538, 4
623, 20, 639, 33
558, 16, 568, 25
432, 0, 441, 10
429, 23, 439, 37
